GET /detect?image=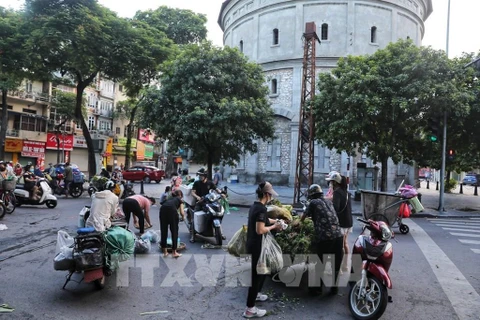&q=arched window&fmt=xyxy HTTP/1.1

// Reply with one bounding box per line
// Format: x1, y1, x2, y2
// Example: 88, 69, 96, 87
271, 79, 278, 94
273, 28, 279, 45
239, 40, 244, 53
321, 23, 328, 41
371, 26, 377, 43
